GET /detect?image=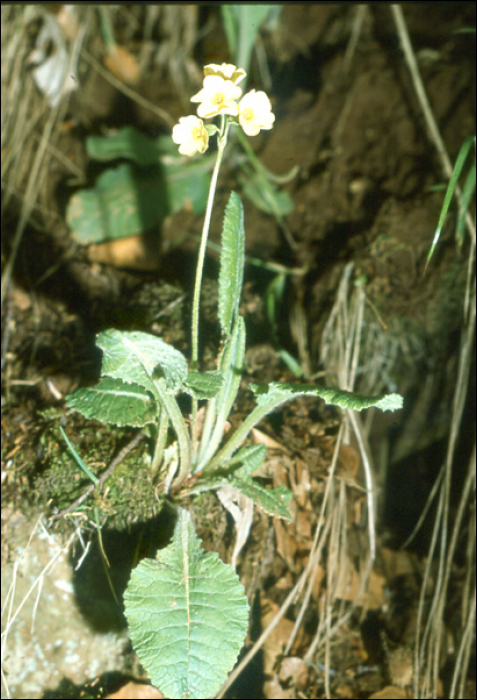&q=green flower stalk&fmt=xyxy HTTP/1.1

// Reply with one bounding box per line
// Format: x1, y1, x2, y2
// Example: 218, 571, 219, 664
172, 63, 275, 457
